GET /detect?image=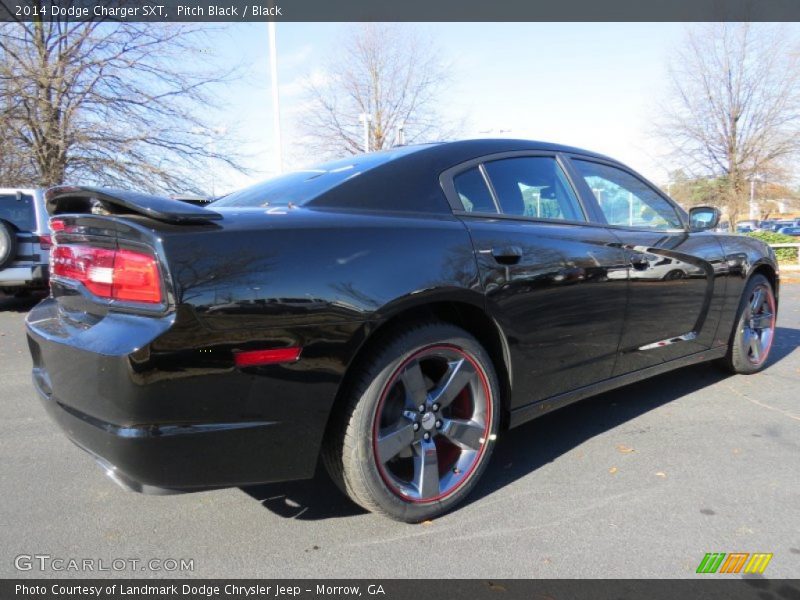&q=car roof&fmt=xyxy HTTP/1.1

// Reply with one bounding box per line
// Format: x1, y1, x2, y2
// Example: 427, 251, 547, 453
309, 139, 618, 214
395, 138, 614, 163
